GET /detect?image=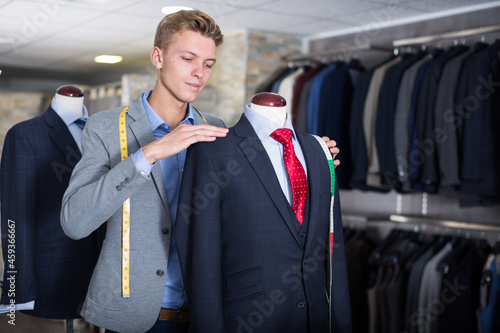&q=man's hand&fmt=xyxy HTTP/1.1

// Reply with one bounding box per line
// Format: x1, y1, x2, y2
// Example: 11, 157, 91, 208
142, 124, 228, 165
322, 136, 340, 168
